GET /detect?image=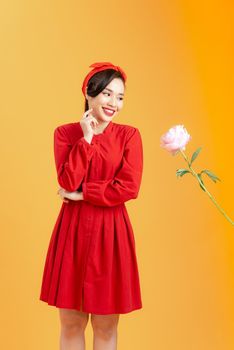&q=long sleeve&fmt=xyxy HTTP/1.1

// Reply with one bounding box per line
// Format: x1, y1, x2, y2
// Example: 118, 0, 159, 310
82, 127, 143, 207
54, 126, 95, 192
